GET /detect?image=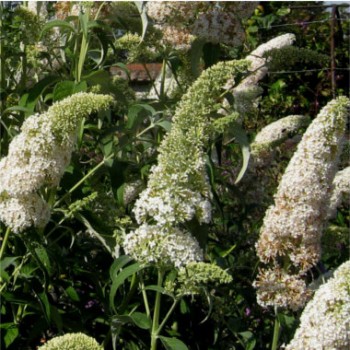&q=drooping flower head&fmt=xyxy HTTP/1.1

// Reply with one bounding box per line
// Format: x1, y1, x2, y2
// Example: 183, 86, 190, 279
0, 93, 113, 233
251, 115, 310, 160
134, 60, 249, 228
255, 96, 350, 310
